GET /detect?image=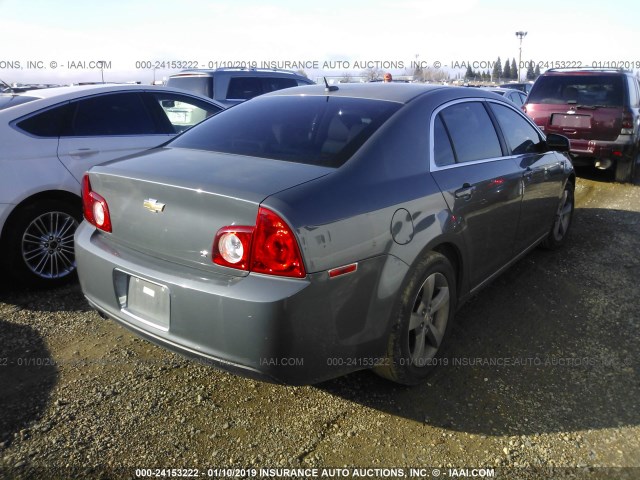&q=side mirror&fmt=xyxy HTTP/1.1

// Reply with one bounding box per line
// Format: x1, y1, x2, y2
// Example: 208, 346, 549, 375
545, 133, 570, 152
161, 100, 176, 108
